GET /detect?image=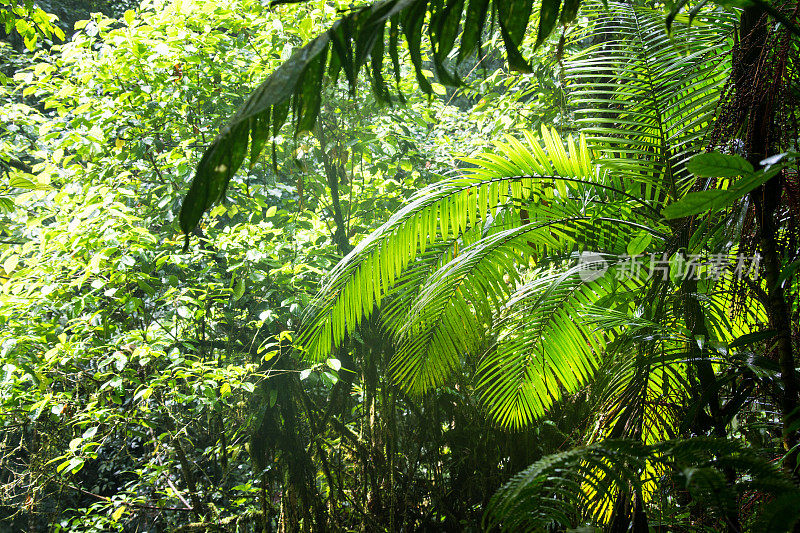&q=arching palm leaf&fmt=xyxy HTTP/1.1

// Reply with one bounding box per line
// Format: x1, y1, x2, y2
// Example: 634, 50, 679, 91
299, 128, 595, 362
475, 266, 620, 429
565, 1, 736, 204
484, 437, 800, 531
299, 128, 655, 427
